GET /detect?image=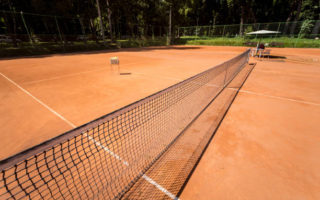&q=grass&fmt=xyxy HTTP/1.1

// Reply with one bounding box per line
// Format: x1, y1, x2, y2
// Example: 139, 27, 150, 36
0, 38, 167, 58
176, 36, 320, 48
1, 36, 319, 58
